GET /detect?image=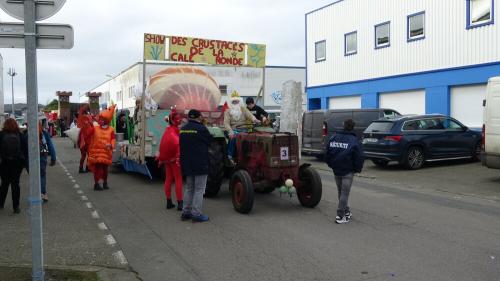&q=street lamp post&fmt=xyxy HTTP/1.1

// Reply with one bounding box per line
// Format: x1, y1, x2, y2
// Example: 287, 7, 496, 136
105, 74, 113, 109
7, 68, 17, 117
